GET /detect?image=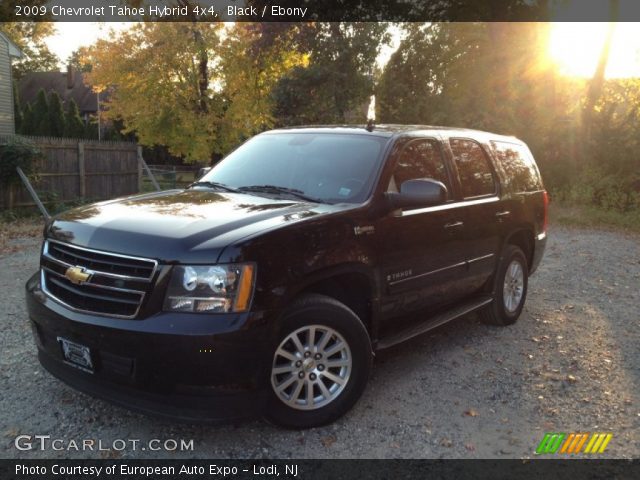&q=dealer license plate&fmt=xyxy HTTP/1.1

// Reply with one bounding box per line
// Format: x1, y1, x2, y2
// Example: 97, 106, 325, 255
58, 337, 93, 373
